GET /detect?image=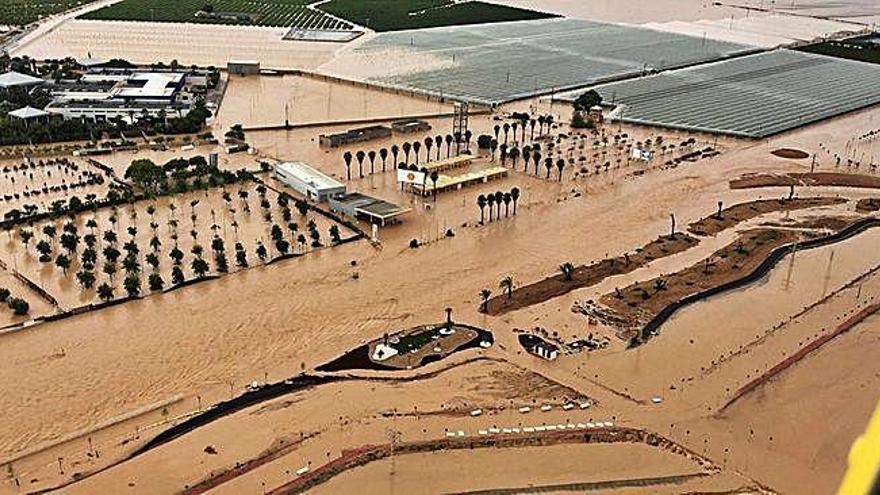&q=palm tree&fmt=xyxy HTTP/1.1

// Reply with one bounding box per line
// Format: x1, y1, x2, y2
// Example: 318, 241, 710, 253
124, 272, 141, 297
434, 135, 443, 160
464, 129, 472, 152
430, 171, 439, 201
508, 146, 520, 169
379, 148, 388, 172
490, 139, 498, 162
55, 254, 71, 275
424, 137, 433, 162
413, 141, 421, 165
402, 142, 411, 165
343, 151, 353, 181
477, 194, 487, 223
486, 194, 496, 222
510, 187, 520, 215
479, 288, 492, 312
499, 276, 514, 299
502, 192, 512, 217
544, 157, 553, 179
532, 151, 542, 175
454, 131, 462, 155
529, 118, 537, 140
537, 115, 546, 135
445, 134, 453, 158
499, 143, 508, 166
367, 150, 377, 174
493, 124, 500, 142
511, 122, 518, 143
503, 123, 510, 144
559, 262, 575, 281
355, 150, 366, 178
391, 144, 400, 168
522, 147, 531, 172
556, 158, 566, 181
